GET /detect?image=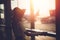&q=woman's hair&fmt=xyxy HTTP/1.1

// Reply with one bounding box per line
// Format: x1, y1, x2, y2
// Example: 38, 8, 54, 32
12, 7, 25, 18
